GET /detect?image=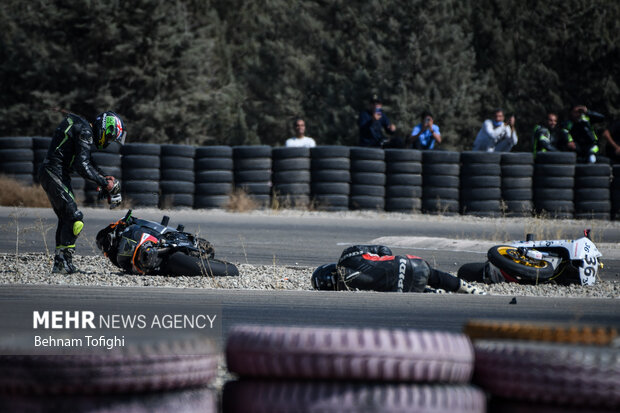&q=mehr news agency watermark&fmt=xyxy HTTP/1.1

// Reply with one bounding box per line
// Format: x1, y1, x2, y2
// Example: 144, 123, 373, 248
32, 311, 218, 350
